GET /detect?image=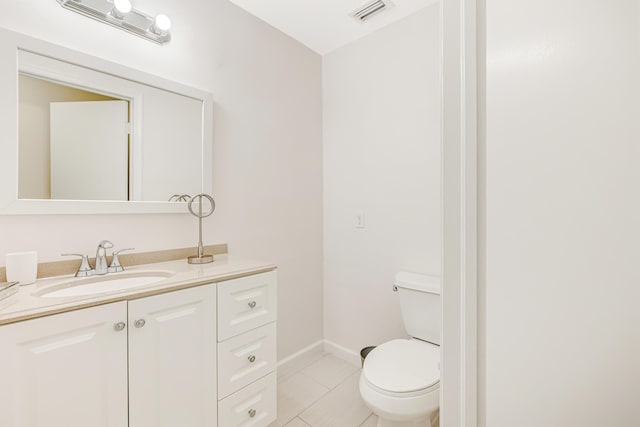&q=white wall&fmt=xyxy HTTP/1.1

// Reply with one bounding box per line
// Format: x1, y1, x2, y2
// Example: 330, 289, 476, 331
323, 5, 441, 355
0, 0, 323, 360
483, 0, 640, 425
